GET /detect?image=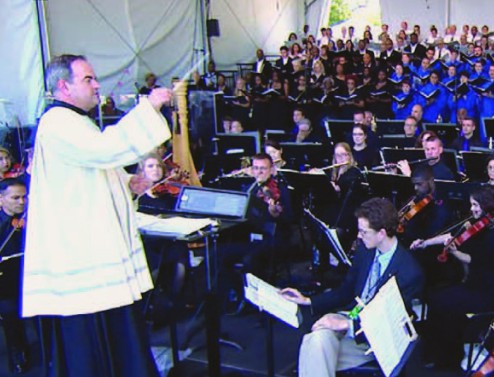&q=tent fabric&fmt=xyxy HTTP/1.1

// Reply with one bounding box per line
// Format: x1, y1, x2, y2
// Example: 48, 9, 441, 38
0, 1, 44, 126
